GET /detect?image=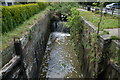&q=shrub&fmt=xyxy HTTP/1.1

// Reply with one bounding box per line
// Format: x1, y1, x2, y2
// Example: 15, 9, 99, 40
2, 3, 47, 34
110, 36, 120, 40
49, 2, 79, 15
37, 2, 47, 10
